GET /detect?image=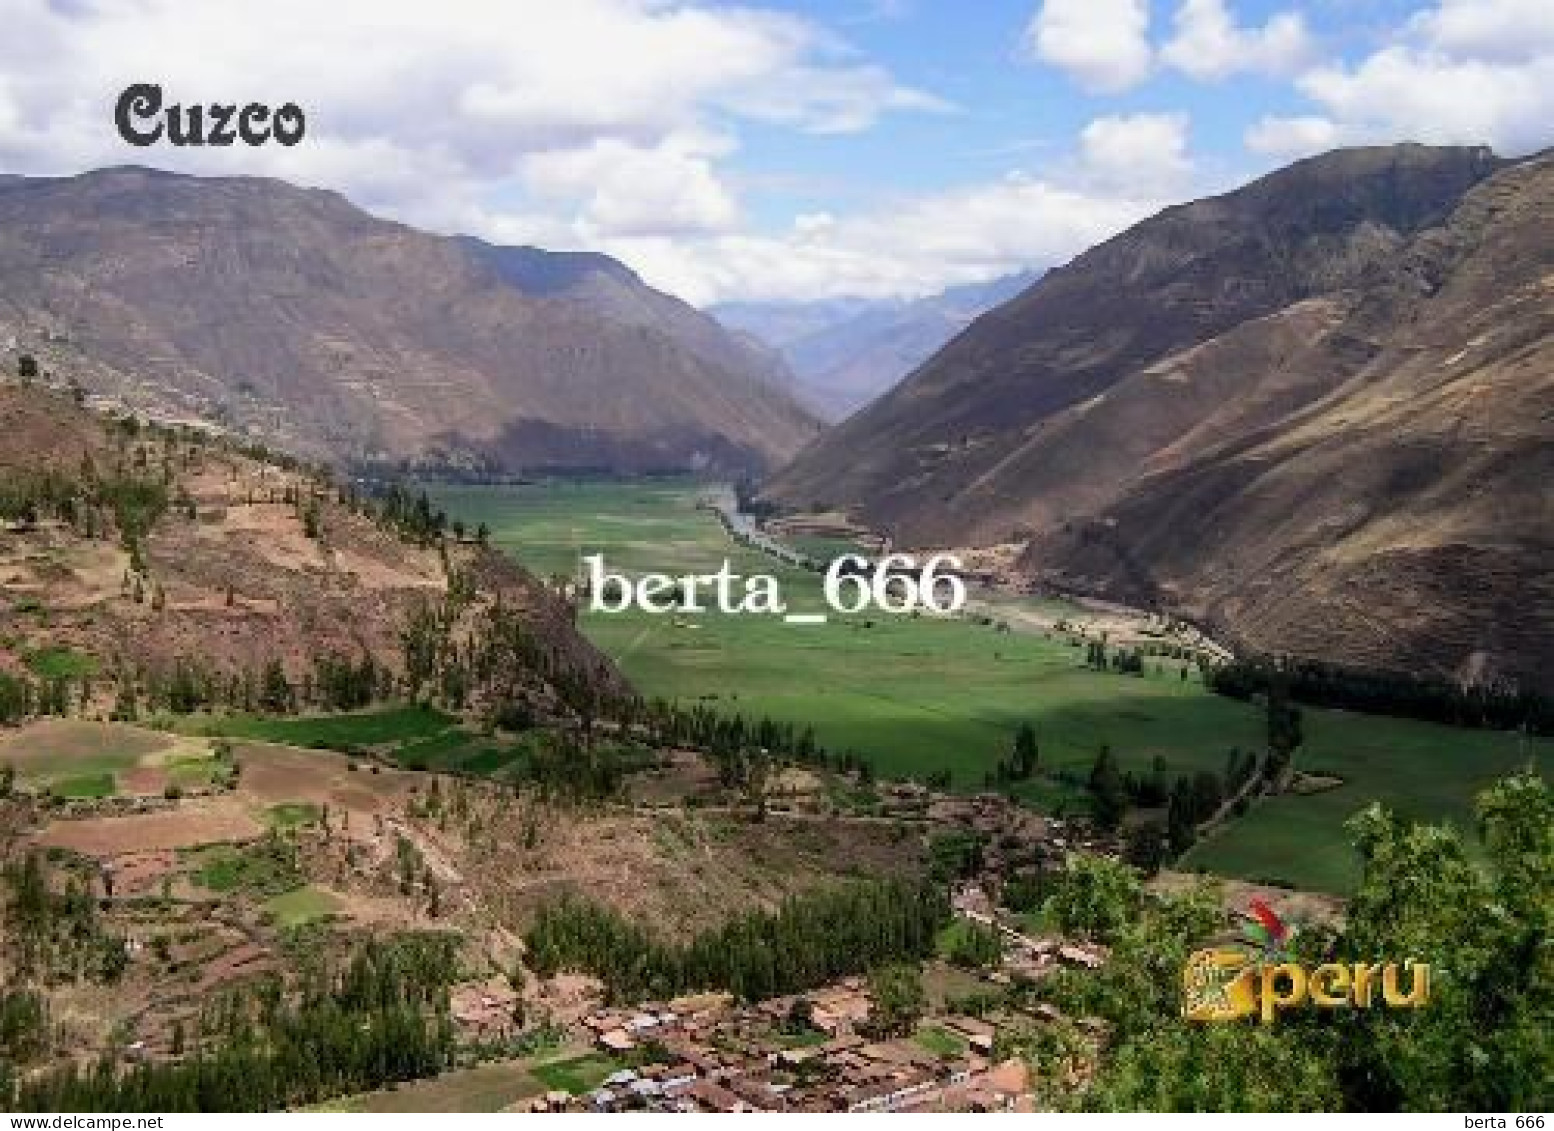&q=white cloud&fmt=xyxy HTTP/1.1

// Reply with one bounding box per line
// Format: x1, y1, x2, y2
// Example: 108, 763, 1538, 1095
1243, 114, 1340, 158
1078, 112, 1194, 192
1269, 0, 1554, 156
521, 137, 739, 239
601, 178, 1155, 305
1161, 0, 1313, 81
0, 0, 1207, 305
601, 134, 1201, 304
0, 0, 946, 243
1023, 0, 1153, 93
1298, 50, 1552, 153
1412, 0, 1554, 62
